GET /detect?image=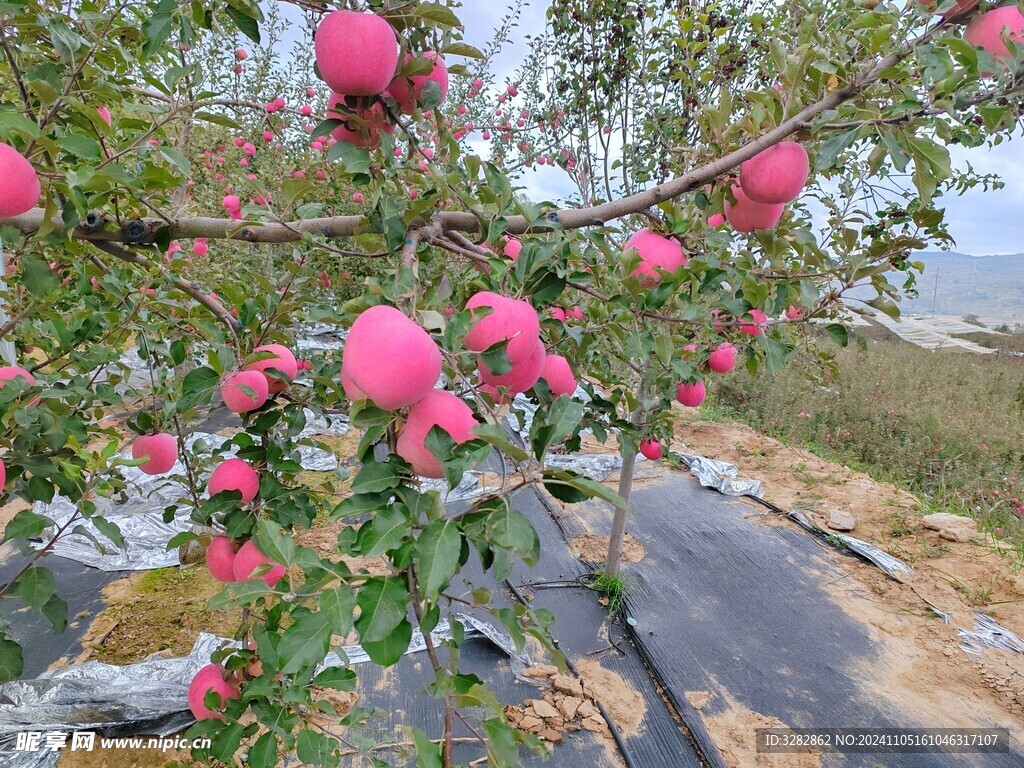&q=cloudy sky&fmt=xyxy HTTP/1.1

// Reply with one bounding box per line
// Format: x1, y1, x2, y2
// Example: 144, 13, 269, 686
280, 1, 1024, 256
